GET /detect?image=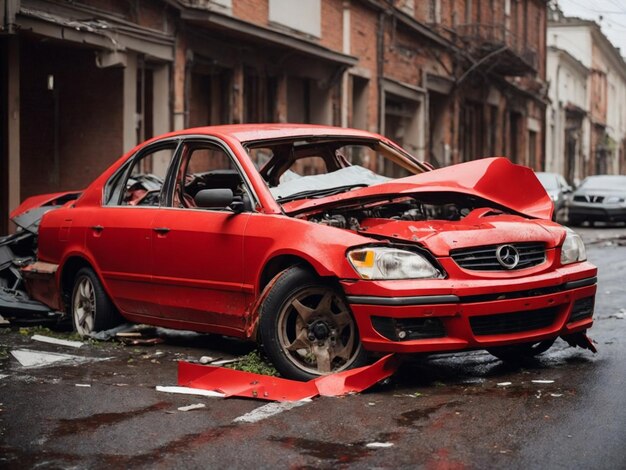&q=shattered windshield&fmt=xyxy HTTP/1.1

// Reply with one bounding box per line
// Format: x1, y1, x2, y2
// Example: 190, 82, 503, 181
245, 138, 426, 203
